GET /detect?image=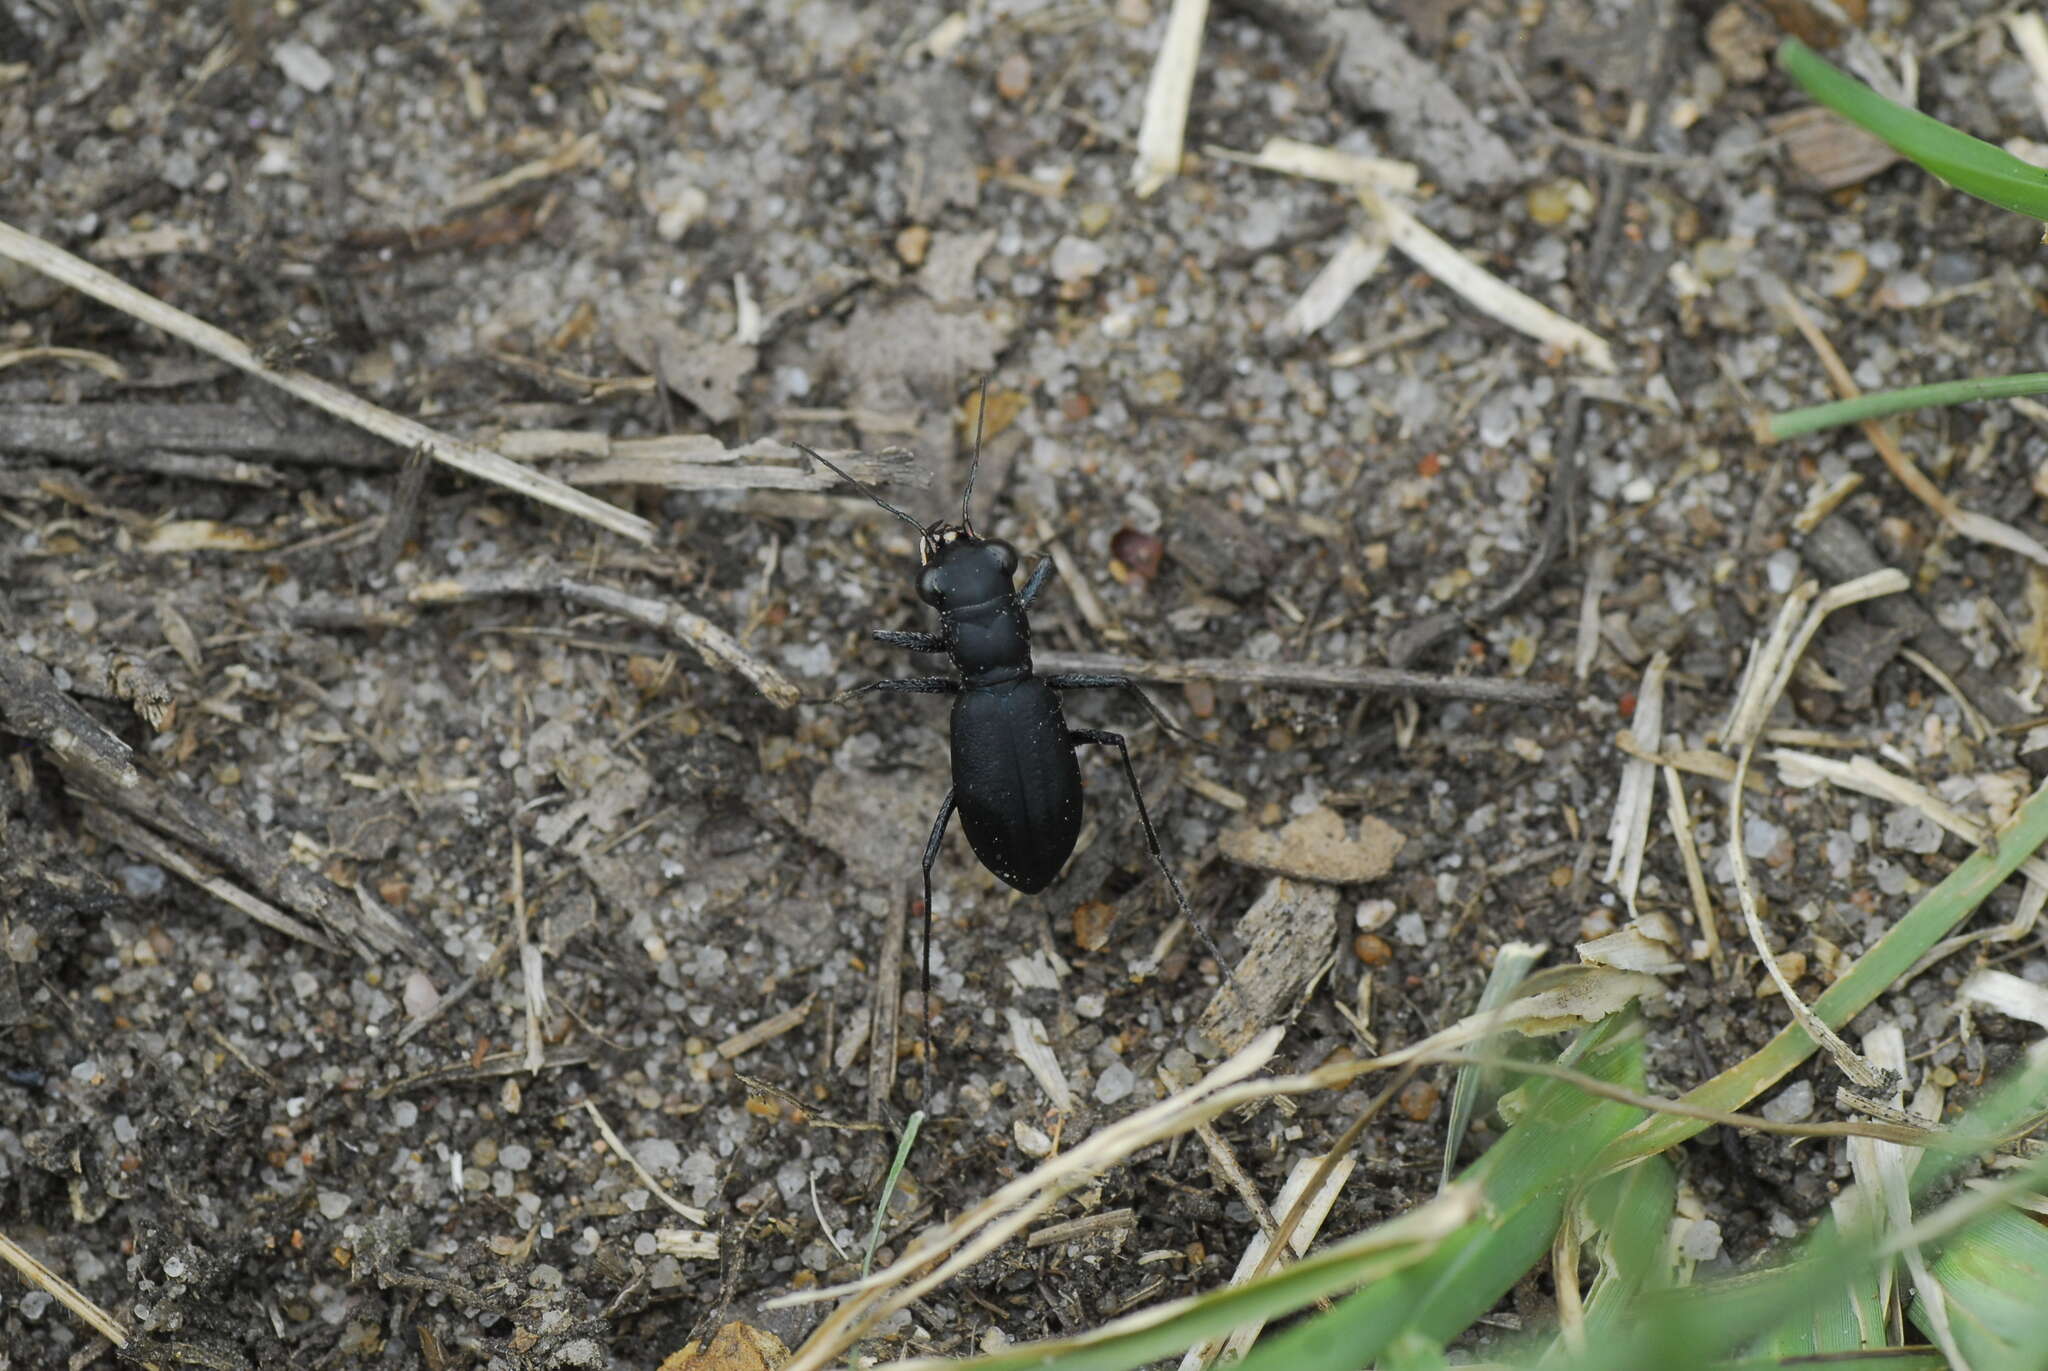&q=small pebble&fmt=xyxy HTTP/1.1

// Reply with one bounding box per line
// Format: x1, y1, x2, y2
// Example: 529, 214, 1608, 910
274, 40, 335, 92
1353, 933, 1392, 966
1820, 249, 1867, 298
1760, 1080, 1814, 1124
316, 1190, 353, 1220
556, 1338, 604, 1367
996, 52, 1031, 100
633, 1138, 682, 1173
1882, 807, 1943, 854
1677, 1217, 1724, 1261
1398, 1079, 1440, 1122
895, 224, 931, 266
64, 599, 97, 634
1094, 1061, 1136, 1104
1050, 235, 1108, 284
1394, 913, 1429, 947
402, 970, 440, 1021
1072, 900, 1116, 951
1013, 1119, 1052, 1157
500, 1143, 533, 1172
117, 863, 166, 899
